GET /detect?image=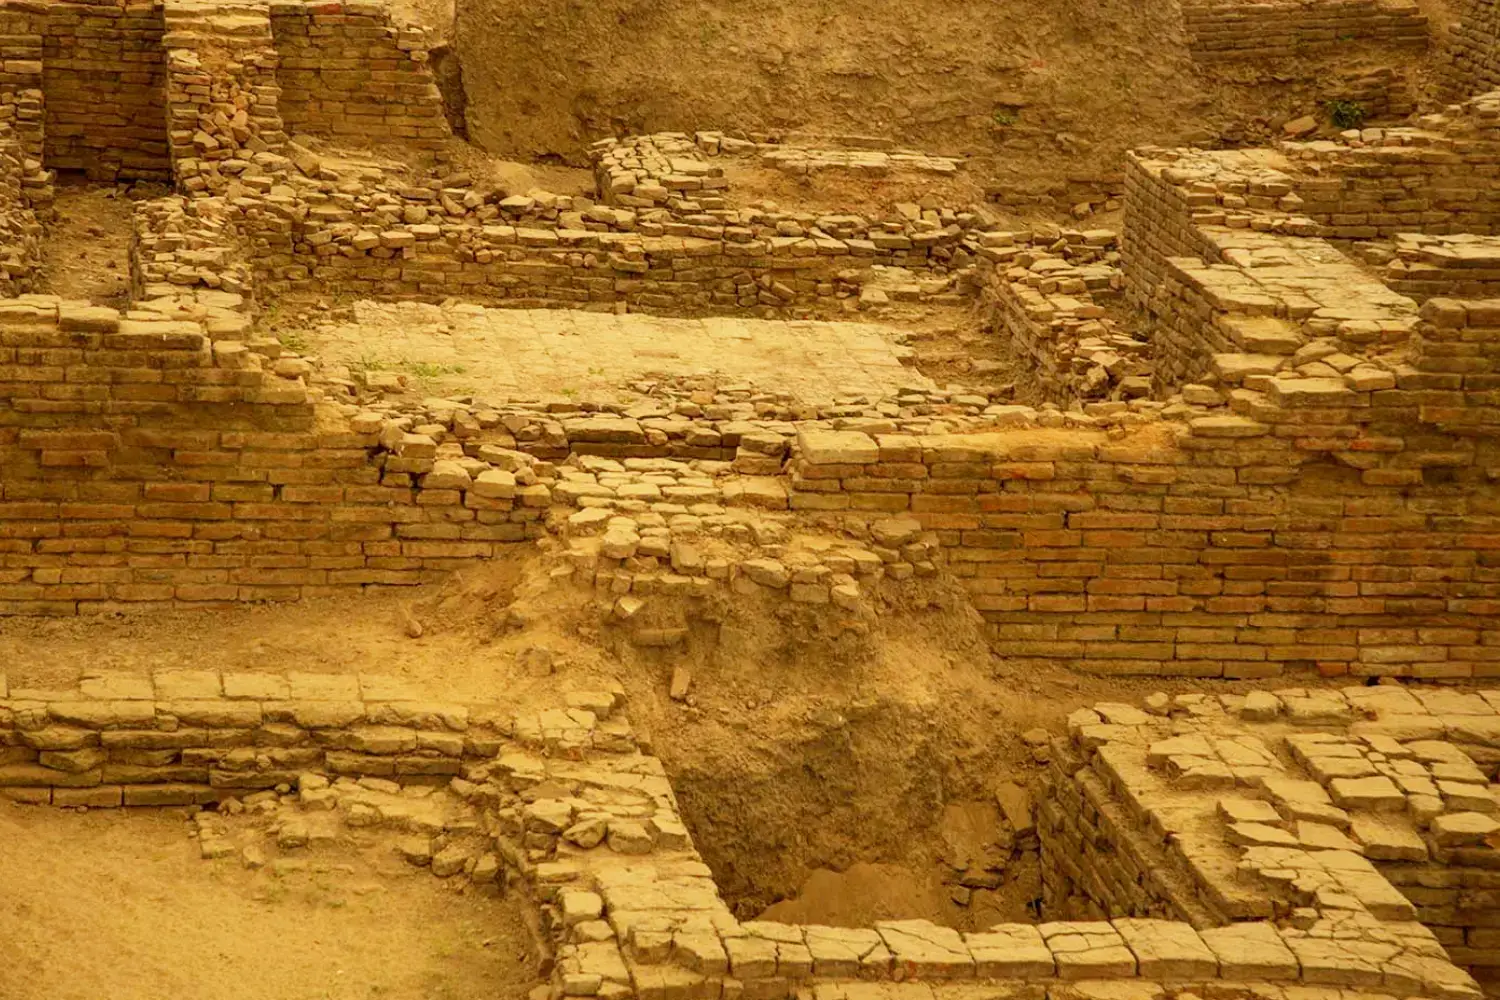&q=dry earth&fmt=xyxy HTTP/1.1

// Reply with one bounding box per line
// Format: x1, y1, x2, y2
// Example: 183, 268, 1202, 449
0, 802, 539, 1000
